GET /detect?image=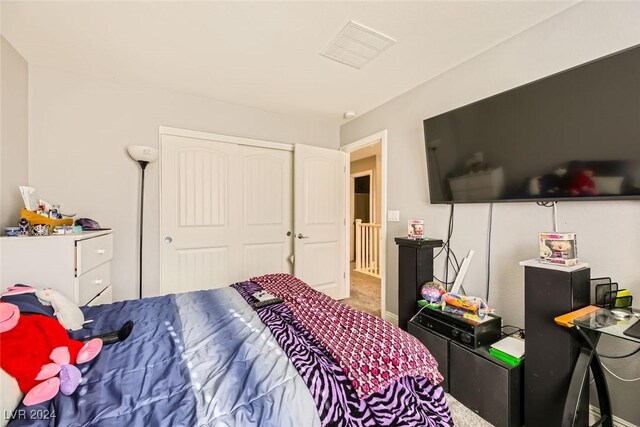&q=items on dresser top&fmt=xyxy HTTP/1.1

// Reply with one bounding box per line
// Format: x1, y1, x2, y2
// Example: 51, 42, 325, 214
3, 227, 20, 237
0, 231, 113, 306
74, 218, 107, 231
19, 208, 73, 229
